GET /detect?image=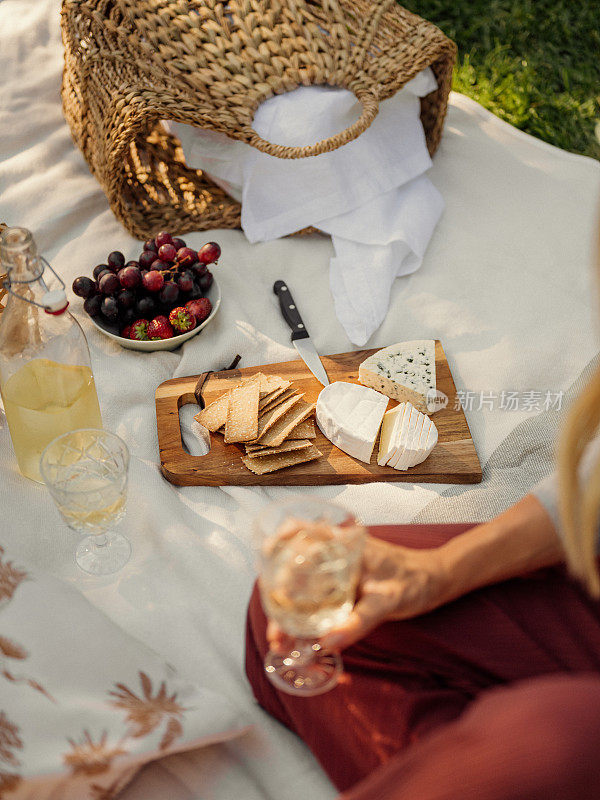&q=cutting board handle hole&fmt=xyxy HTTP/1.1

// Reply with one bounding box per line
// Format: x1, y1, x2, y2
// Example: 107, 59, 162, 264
178, 403, 212, 457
